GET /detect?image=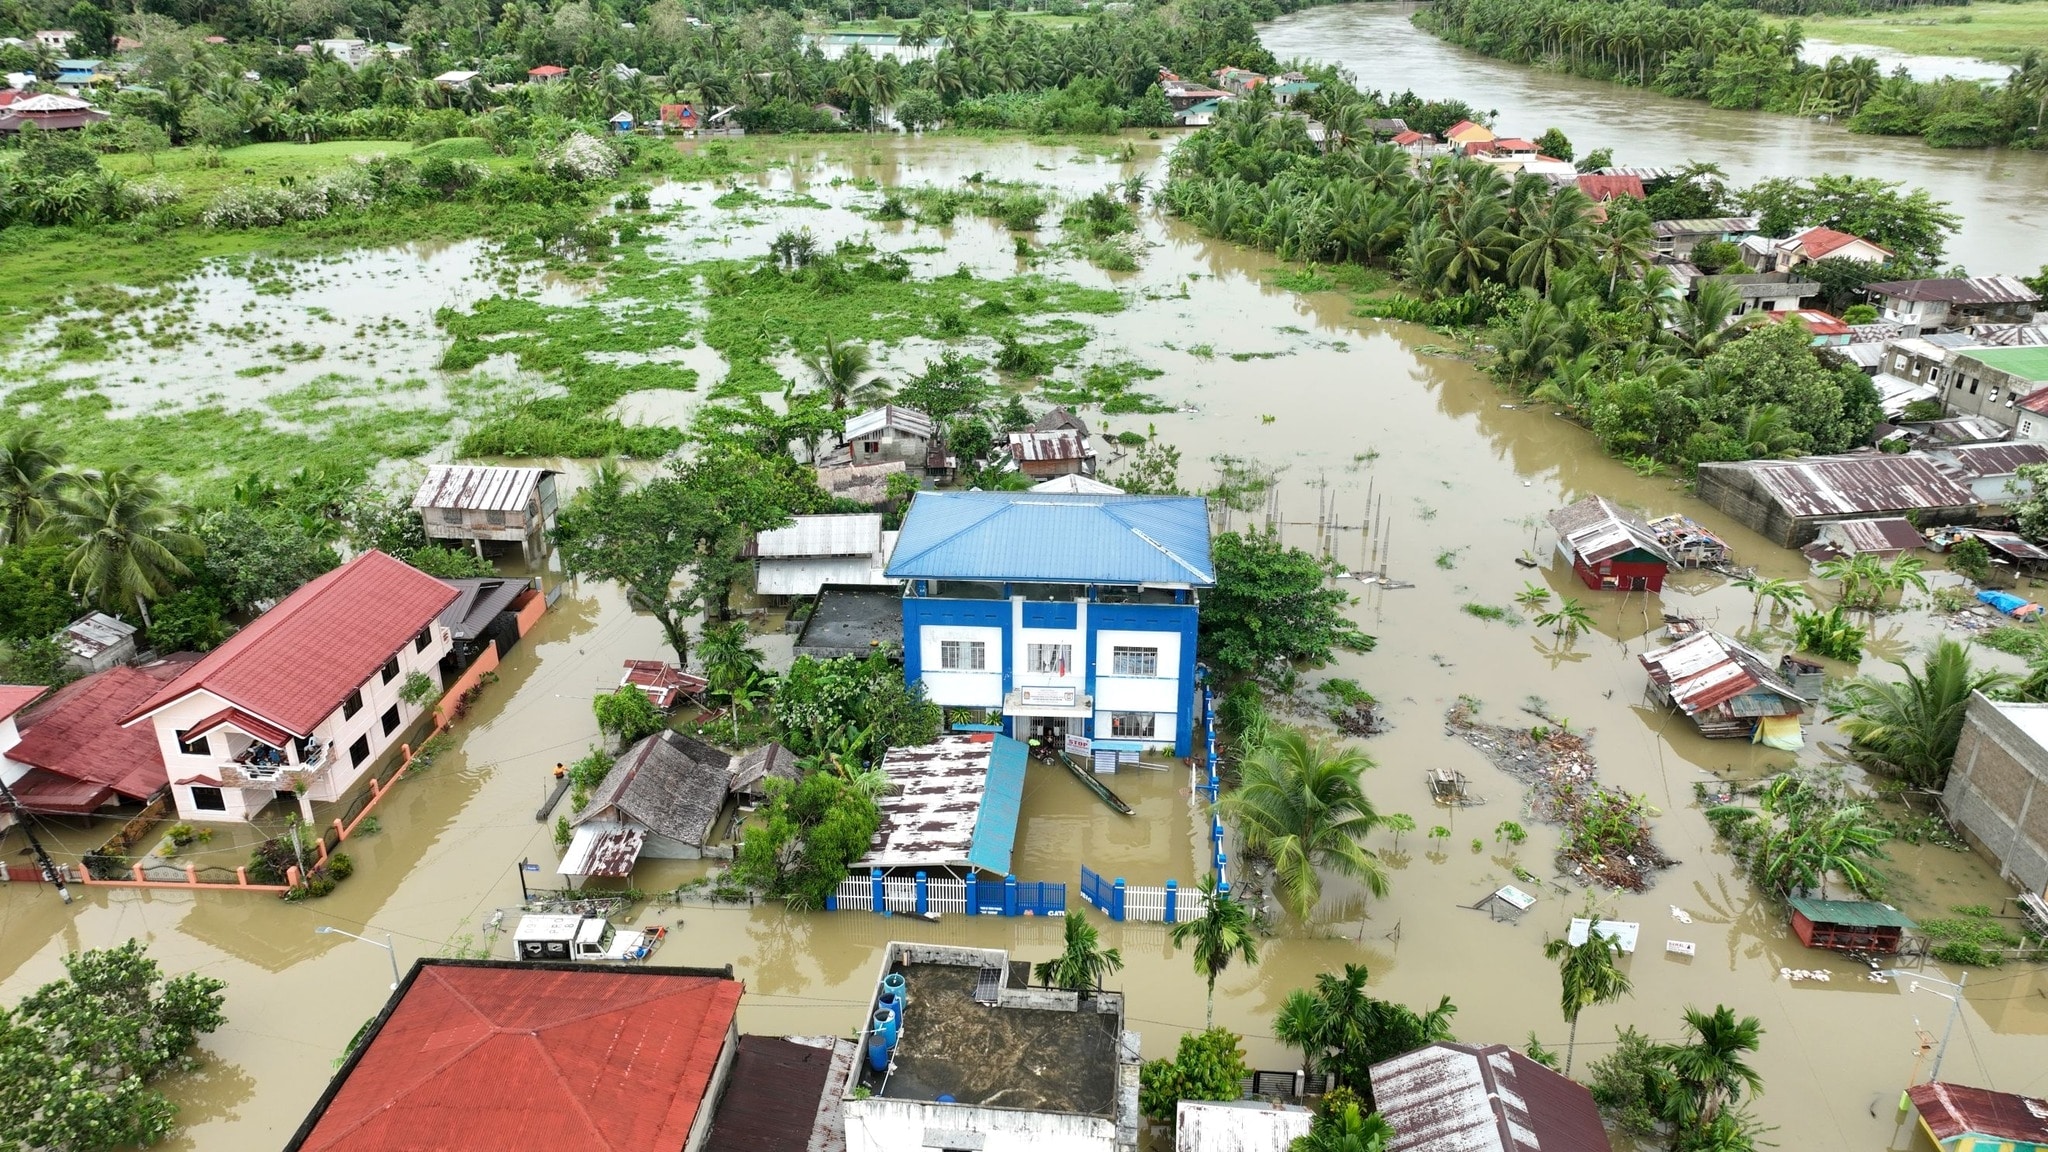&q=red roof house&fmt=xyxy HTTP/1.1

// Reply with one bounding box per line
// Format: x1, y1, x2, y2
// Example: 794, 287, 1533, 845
1, 658, 197, 814
528, 64, 567, 81
1491, 136, 1537, 155
286, 960, 743, 1152
124, 550, 459, 823
1578, 173, 1645, 202
1907, 1082, 2048, 1150
661, 102, 699, 129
